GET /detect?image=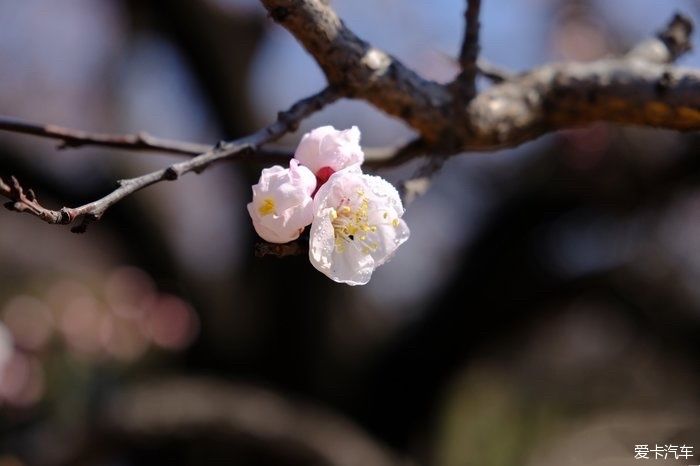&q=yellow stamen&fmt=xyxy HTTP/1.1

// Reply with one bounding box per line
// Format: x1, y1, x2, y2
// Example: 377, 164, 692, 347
258, 198, 276, 216
331, 194, 378, 254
